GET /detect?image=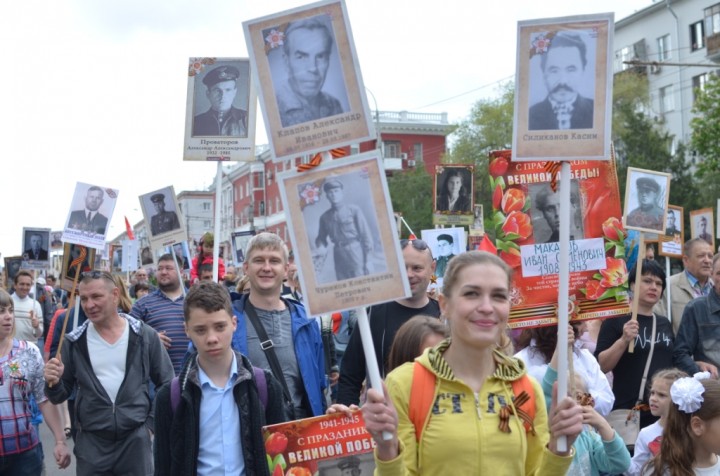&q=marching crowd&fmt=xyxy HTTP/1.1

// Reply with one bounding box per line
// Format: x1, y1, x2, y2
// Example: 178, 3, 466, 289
0, 232, 719, 475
